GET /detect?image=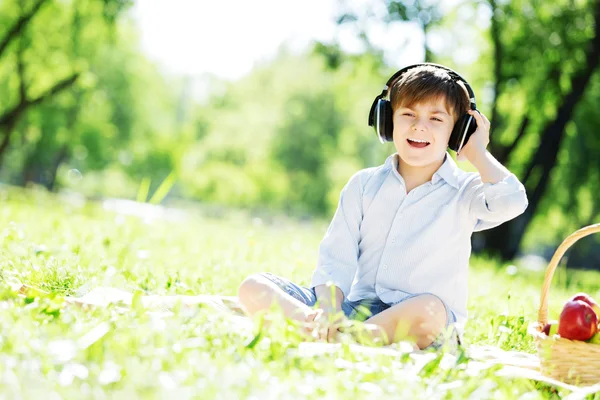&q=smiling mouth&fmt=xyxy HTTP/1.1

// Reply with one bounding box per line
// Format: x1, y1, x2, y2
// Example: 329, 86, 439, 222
407, 138, 431, 148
